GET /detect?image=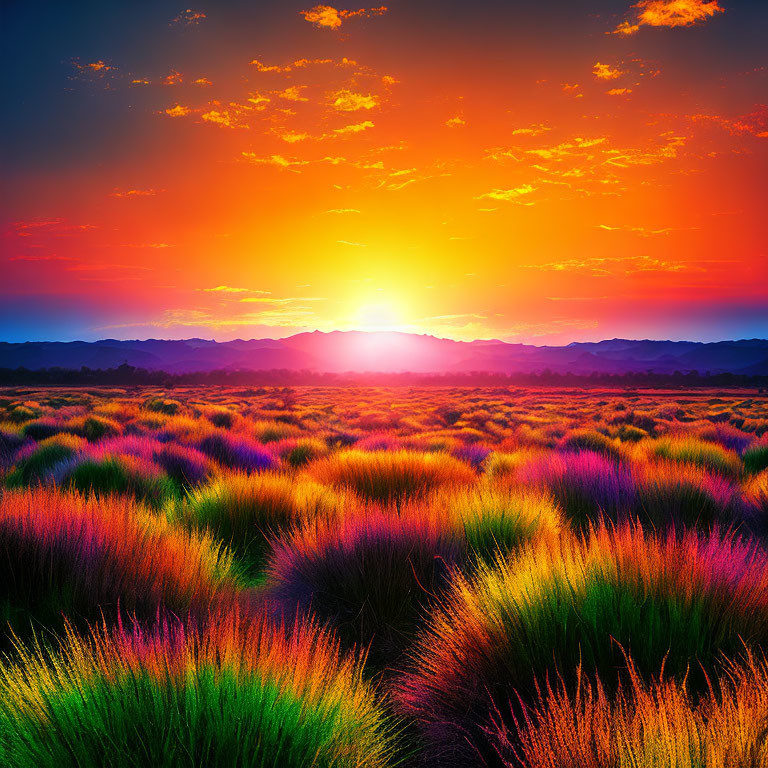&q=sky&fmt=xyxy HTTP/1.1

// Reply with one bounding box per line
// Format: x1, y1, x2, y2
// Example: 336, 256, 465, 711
1, 0, 766, 344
